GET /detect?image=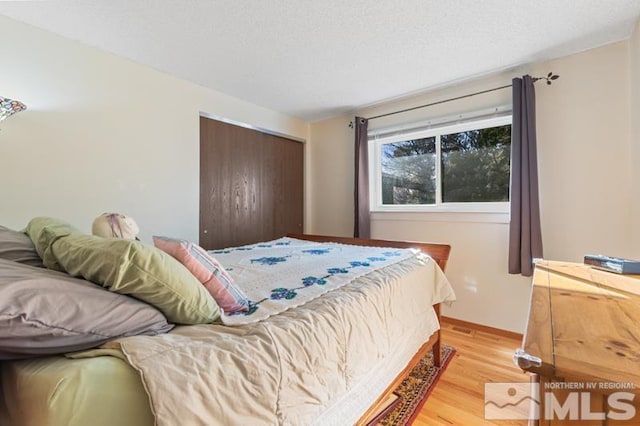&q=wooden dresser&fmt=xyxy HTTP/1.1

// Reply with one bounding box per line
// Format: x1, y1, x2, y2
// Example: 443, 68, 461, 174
517, 260, 640, 425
